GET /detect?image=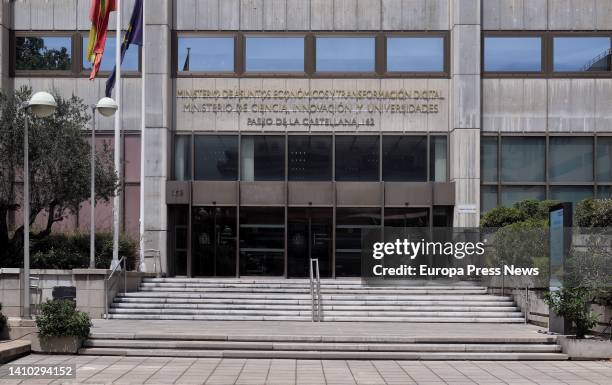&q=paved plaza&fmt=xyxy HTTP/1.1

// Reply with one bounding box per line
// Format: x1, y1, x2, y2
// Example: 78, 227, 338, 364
0, 354, 610, 385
